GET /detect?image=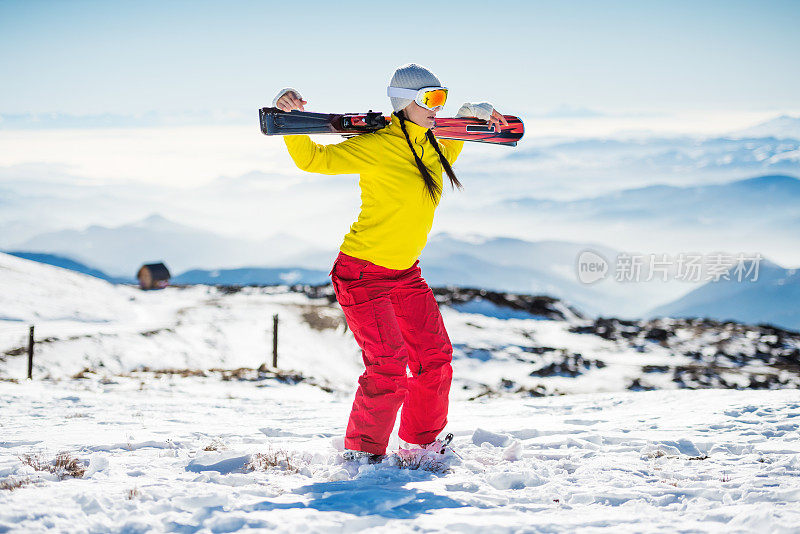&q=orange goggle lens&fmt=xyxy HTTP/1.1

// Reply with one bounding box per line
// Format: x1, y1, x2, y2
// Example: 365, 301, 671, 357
420, 88, 448, 109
